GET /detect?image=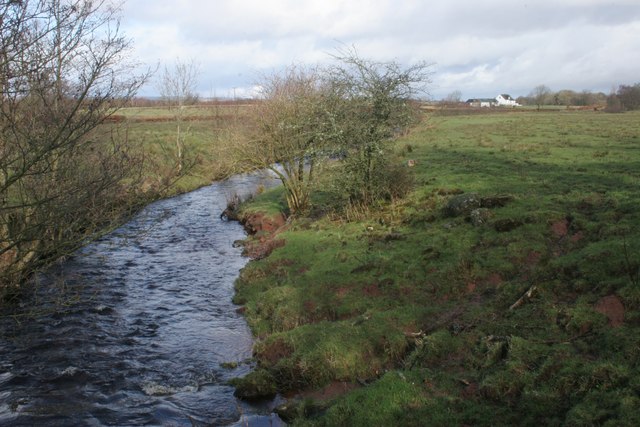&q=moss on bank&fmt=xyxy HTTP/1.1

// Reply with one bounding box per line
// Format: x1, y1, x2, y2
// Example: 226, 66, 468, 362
232, 110, 640, 426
